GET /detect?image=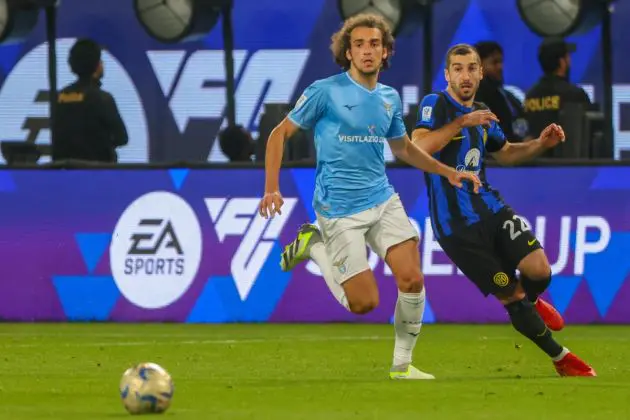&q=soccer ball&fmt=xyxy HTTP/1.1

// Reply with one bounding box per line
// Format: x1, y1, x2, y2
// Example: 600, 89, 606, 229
119, 362, 174, 415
